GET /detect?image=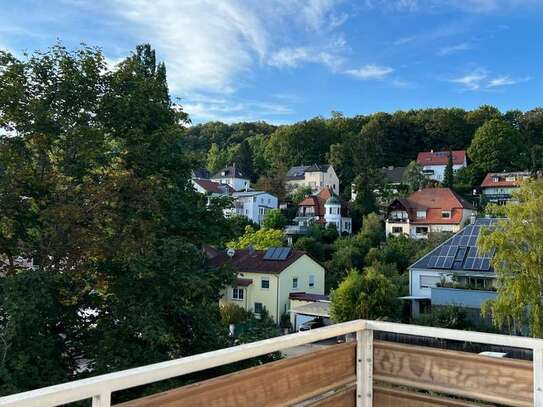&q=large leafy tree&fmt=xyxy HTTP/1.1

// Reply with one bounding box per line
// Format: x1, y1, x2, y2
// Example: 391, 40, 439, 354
479, 181, 543, 337
468, 119, 525, 173
443, 152, 454, 188
330, 267, 399, 322
0, 44, 233, 395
